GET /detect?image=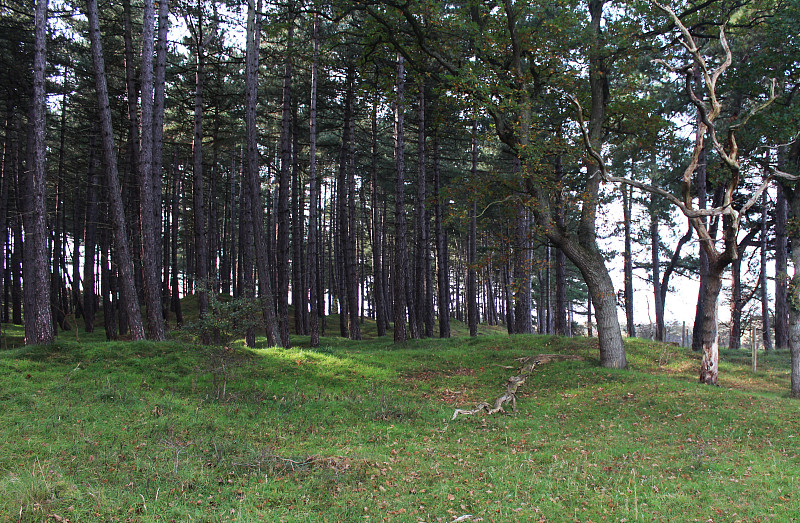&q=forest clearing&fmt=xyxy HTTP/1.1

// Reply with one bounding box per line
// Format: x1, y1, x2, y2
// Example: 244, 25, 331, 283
3, 0, 800, 519
1, 319, 799, 522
